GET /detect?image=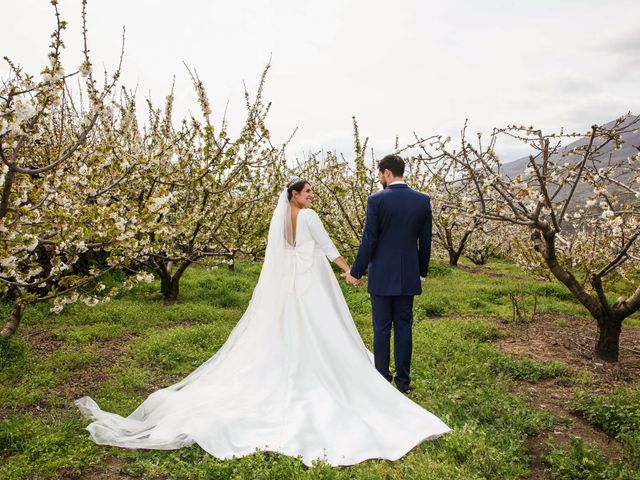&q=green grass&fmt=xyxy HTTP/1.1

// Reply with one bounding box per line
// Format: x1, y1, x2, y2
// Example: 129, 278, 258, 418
570, 387, 640, 473
572, 387, 640, 438
0, 258, 638, 479
546, 436, 638, 480
625, 317, 640, 327
411, 259, 590, 320
131, 324, 230, 375
90, 363, 162, 415
0, 412, 105, 479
